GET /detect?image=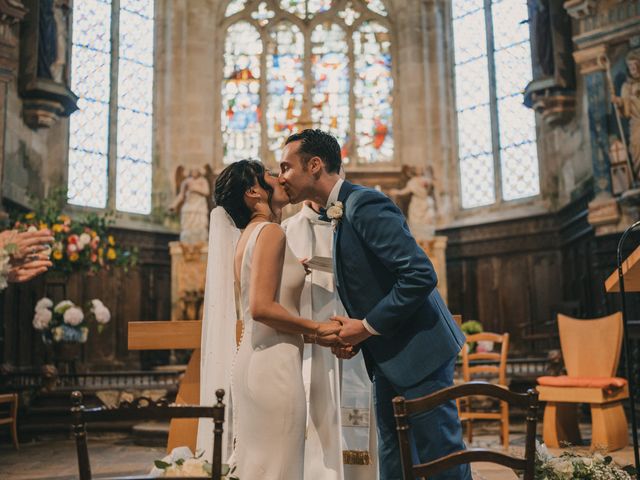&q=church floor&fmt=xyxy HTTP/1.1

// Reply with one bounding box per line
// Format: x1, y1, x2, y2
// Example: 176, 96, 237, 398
0, 424, 638, 479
